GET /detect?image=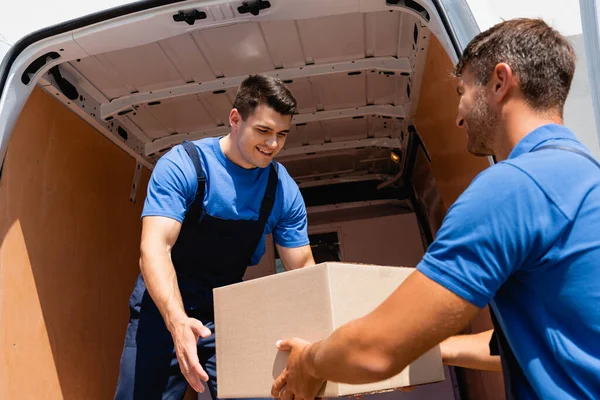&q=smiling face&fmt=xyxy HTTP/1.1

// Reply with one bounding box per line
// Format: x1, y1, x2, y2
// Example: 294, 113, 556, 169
455, 69, 498, 157
229, 104, 291, 169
